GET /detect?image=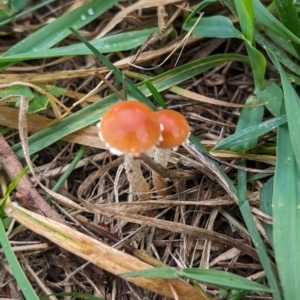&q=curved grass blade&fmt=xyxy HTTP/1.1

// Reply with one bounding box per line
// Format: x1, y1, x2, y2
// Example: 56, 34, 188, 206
184, 16, 243, 39
214, 114, 287, 150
